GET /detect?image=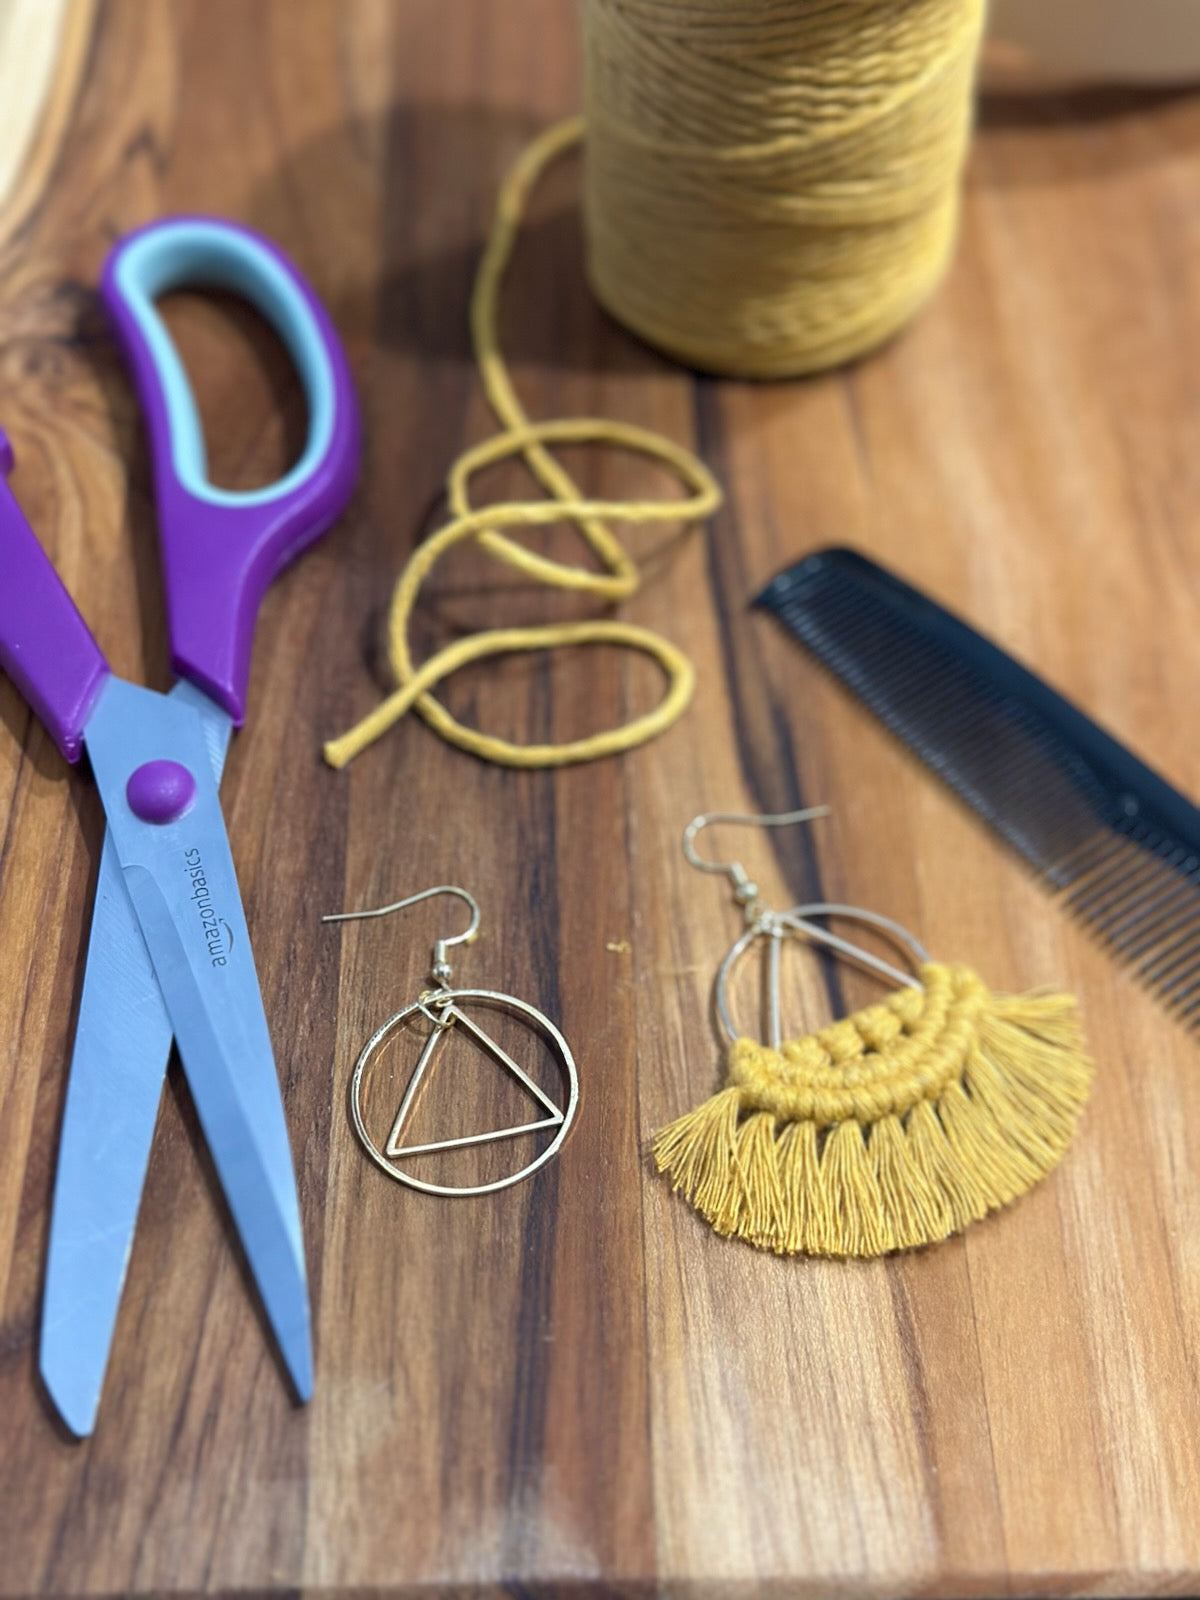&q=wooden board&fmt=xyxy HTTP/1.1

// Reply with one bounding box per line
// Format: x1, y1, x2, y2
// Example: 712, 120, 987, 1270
2, 3, 1200, 1595
0, 0, 95, 239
